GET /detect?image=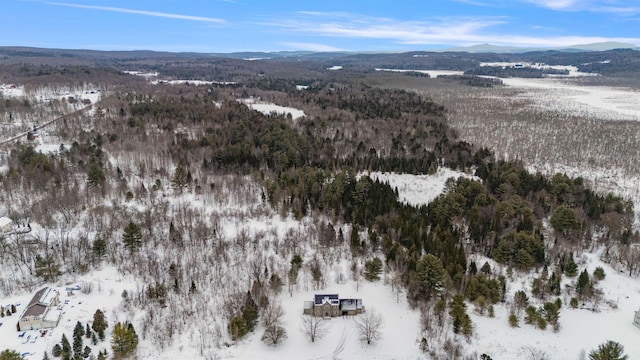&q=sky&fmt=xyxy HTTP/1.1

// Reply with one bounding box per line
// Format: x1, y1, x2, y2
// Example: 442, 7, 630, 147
1, 0, 639, 53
